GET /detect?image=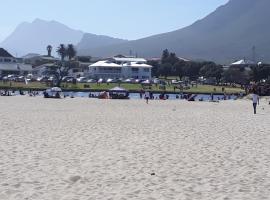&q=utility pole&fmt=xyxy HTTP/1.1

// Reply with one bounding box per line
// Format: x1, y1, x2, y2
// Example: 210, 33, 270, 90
252, 45, 256, 63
